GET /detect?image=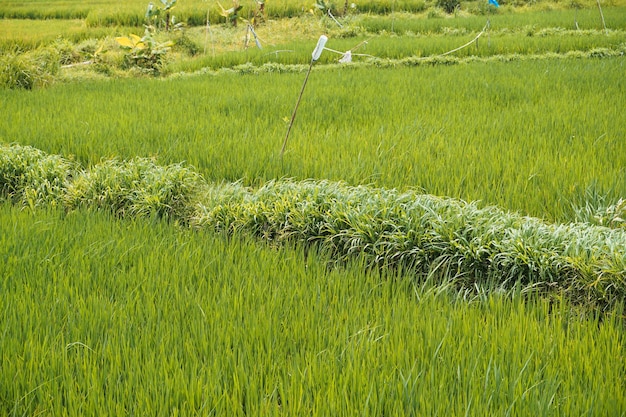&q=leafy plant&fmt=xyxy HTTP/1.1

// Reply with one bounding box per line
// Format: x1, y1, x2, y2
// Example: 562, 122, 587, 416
0, 144, 74, 208
146, 0, 178, 31
64, 157, 204, 221
436, 0, 460, 14
584, 198, 626, 229
254, 0, 266, 25
312, 0, 345, 26
115, 27, 174, 73
314, 0, 336, 14
218, 0, 243, 27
